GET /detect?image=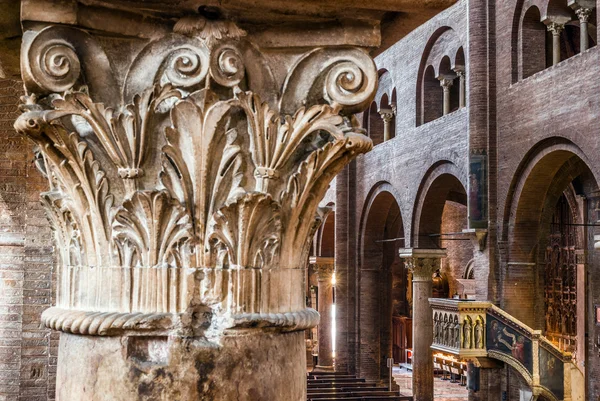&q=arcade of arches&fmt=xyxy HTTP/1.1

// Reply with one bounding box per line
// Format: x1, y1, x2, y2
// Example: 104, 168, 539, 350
1, 1, 600, 401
